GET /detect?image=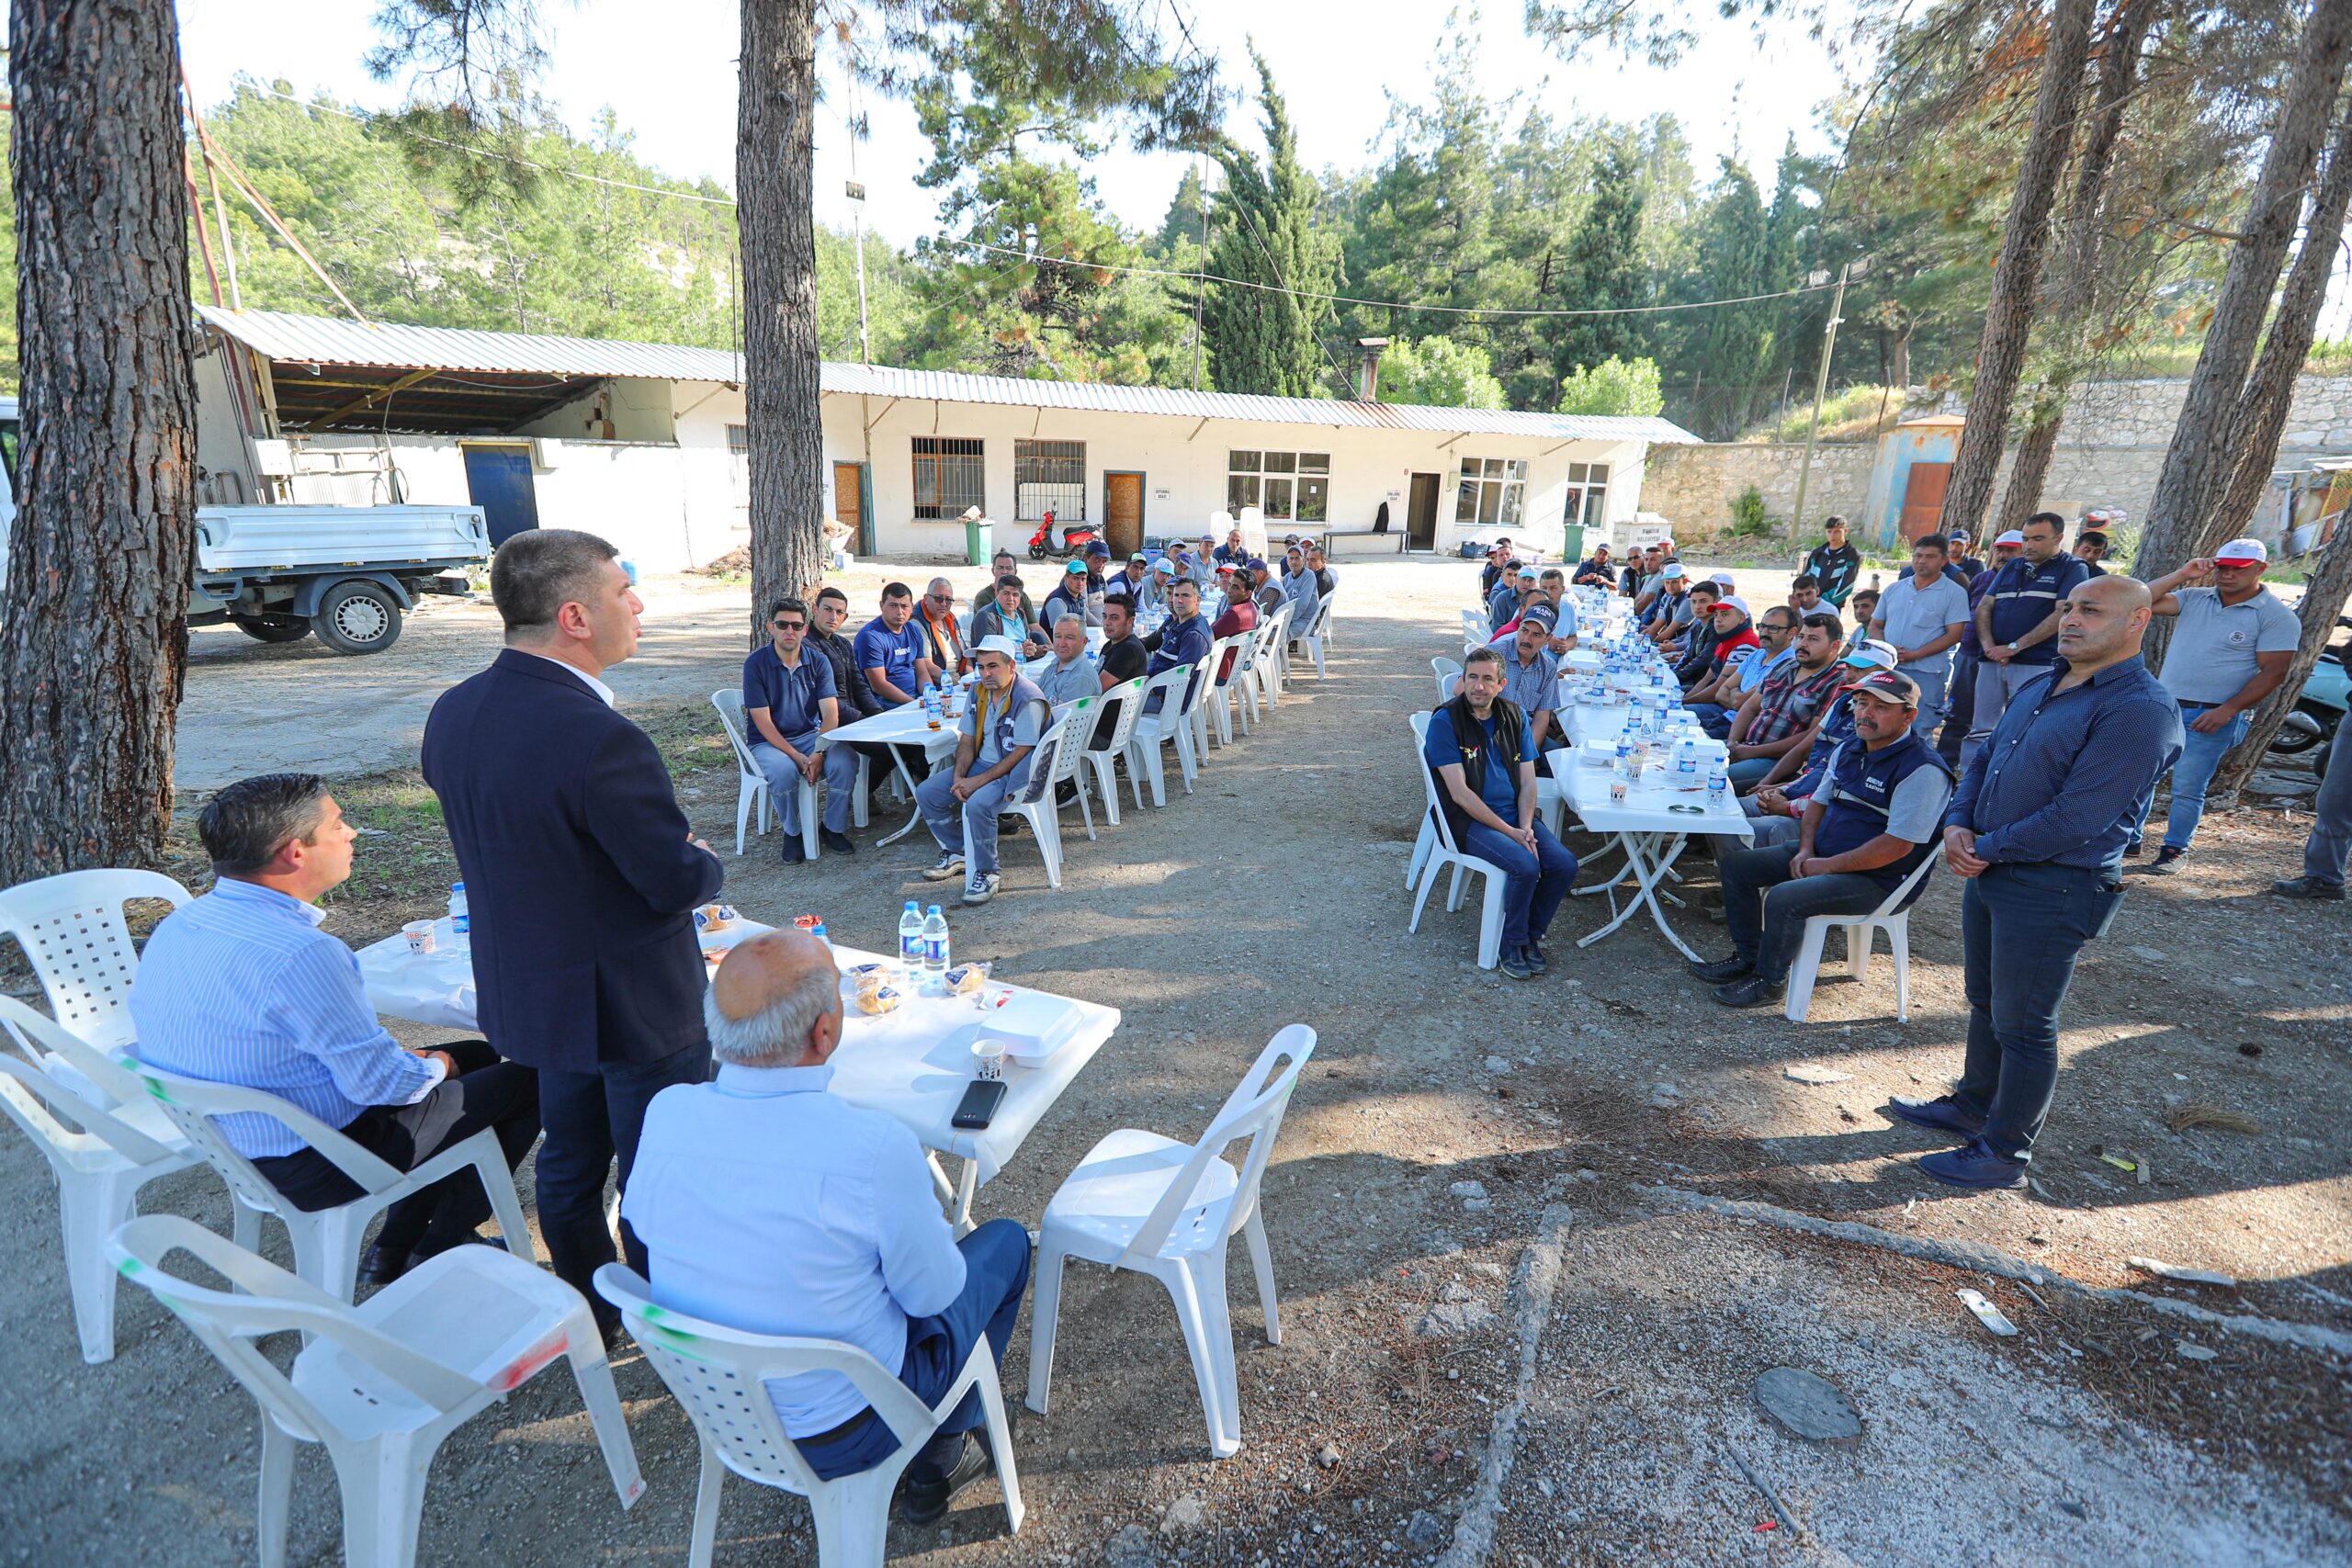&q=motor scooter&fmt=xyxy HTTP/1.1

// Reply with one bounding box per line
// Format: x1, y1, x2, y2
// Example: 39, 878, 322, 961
2269, 615, 2349, 773
1026, 509, 1099, 560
